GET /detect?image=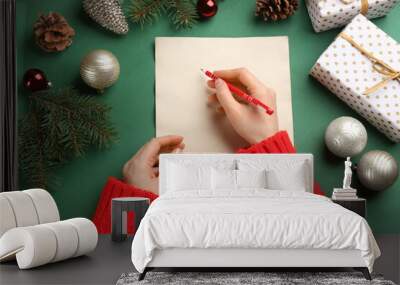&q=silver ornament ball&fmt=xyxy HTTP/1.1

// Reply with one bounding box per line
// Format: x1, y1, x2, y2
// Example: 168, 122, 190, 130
357, 150, 398, 191
325, 116, 368, 158
80, 49, 120, 92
